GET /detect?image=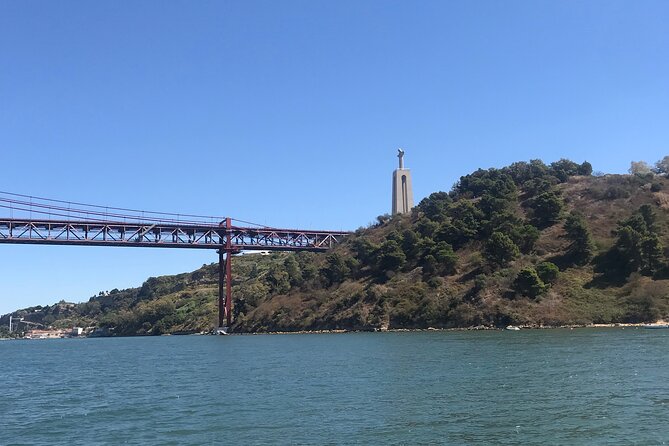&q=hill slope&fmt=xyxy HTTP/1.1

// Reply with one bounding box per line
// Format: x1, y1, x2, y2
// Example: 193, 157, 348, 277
4, 159, 669, 336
